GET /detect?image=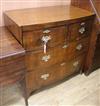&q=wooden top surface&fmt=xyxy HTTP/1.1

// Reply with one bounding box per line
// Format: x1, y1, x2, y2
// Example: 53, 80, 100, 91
4, 5, 94, 27
0, 27, 25, 59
